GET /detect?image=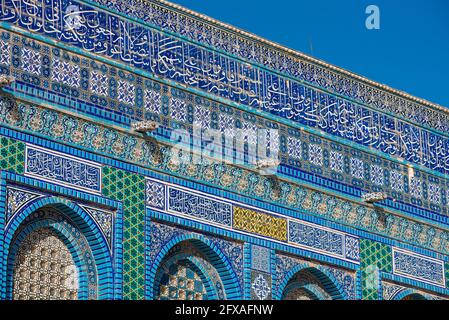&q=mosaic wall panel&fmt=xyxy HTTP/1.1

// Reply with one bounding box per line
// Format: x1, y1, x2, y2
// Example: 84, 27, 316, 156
148, 221, 244, 294
2, 0, 449, 179
102, 166, 145, 300
0, 0, 447, 301
92, 0, 449, 135
275, 253, 356, 300
0, 136, 25, 174
233, 207, 287, 242
147, 178, 360, 264
360, 239, 392, 300
392, 247, 445, 287
5, 183, 116, 258
5, 186, 43, 224
1, 29, 448, 221
80, 205, 114, 250
2, 99, 449, 259
25, 145, 101, 193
